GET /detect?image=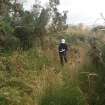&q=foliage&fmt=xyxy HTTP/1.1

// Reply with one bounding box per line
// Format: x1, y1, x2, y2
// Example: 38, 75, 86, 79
0, 17, 20, 50
41, 86, 86, 105
2, 0, 105, 105
78, 40, 105, 105
48, 0, 68, 32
